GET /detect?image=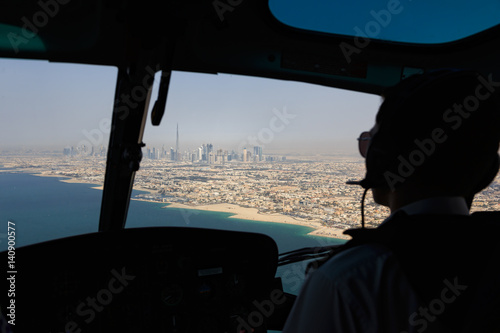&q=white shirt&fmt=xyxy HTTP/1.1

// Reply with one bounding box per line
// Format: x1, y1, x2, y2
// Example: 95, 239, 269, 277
282, 197, 469, 333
